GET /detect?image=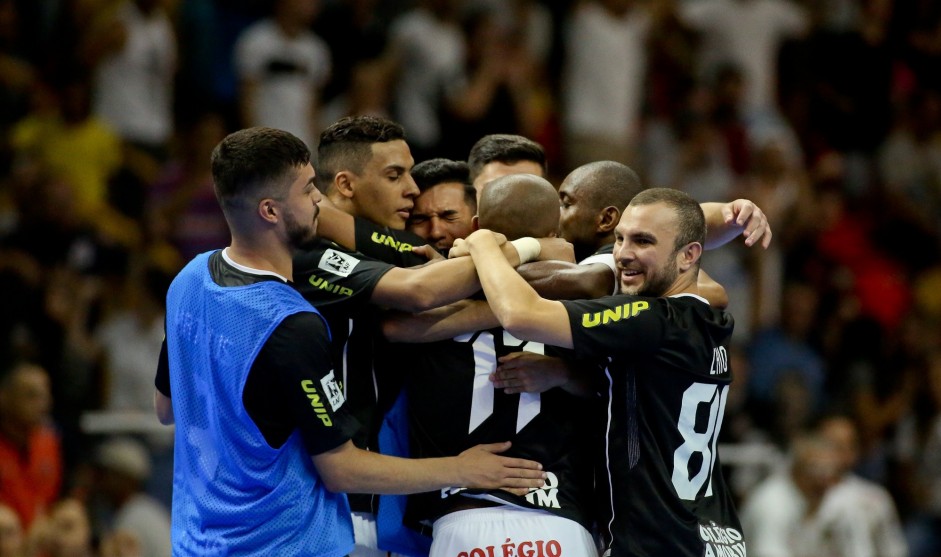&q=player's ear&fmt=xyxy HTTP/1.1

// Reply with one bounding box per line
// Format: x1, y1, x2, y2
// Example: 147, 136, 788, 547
677, 242, 703, 272
334, 171, 355, 199
472, 215, 480, 231
258, 198, 279, 224
597, 206, 620, 234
